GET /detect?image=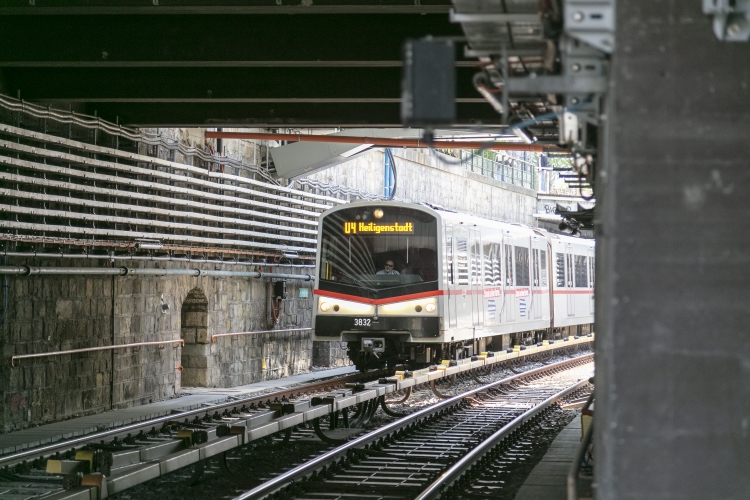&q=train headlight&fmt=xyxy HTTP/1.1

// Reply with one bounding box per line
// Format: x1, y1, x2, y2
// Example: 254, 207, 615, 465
415, 305, 423, 313
320, 302, 331, 312
373, 209, 384, 219
425, 303, 436, 313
